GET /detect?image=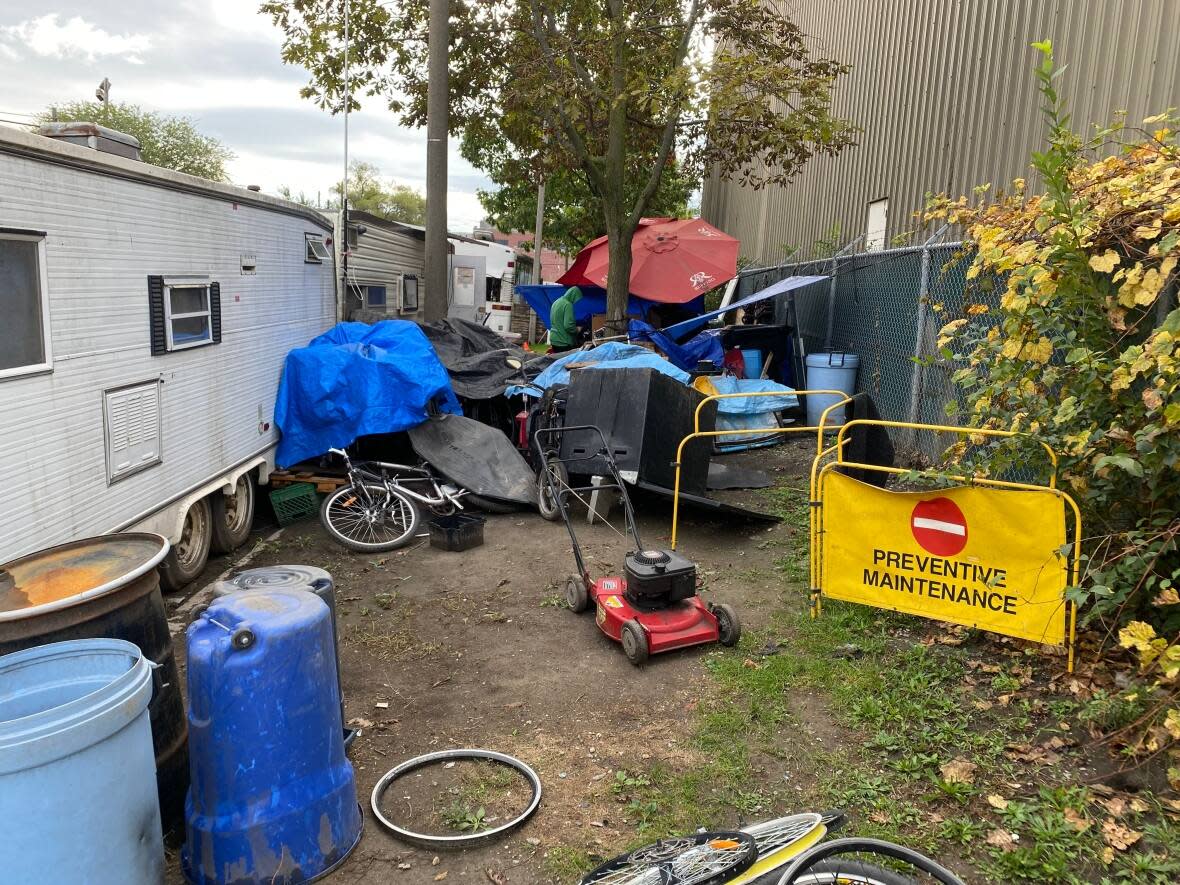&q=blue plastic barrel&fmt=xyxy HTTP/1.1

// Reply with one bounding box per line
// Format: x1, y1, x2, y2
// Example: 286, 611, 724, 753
740, 347, 764, 380
0, 638, 163, 885
804, 352, 860, 426
182, 589, 361, 884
